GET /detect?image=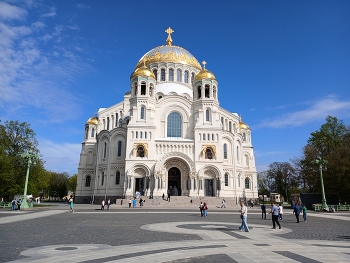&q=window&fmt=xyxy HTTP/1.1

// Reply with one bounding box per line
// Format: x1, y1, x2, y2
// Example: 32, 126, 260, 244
177, 69, 182, 82
243, 133, 246, 142
205, 85, 210, 98
206, 109, 210, 121
115, 171, 120, 185
91, 128, 95, 137
117, 141, 122, 157
161, 69, 165, 81
101, 172, 104, 186
225, 174, 228, 186
141, 82, 146, 95
203, 134, 206, 140
212, 134, 214, 141
140, 107, 145, 119
85, 175, 91, 187
145, 132, 147, 139
103, 142, 107, 158
191, 72, 195, 83
205, 148, 213, 159
167, 112, 182, 137
115, 113, 118, 126
245, 178, 250, 189
197, 86, 201, 99
229, 122, 232, 132
136, 131, 138, 139
140, 132, 143, 139
153, 69, 157, 80
149, 86, 153, 96
169, 69, 174, 81
184, 71, 189, 83
137, 146, 145, 157
237, 146, 239, 161
85, 128, 88, 139
223, 144, 227, 159
106, 117, 110, 130
221, 117, 224, 128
